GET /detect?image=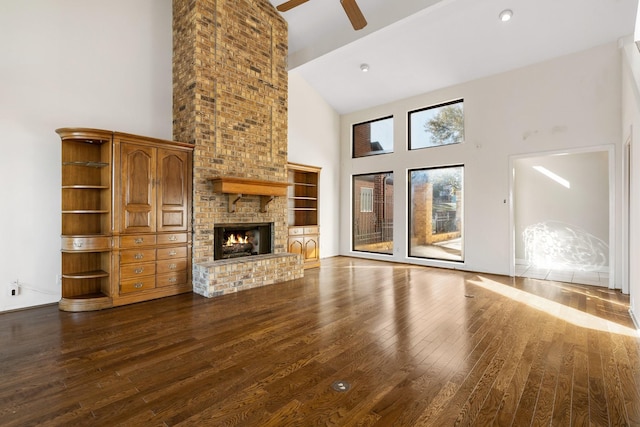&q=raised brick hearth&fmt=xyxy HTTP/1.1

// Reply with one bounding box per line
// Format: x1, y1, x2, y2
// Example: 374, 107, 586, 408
193, 254, 301, 297
172, 0, 303, 296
